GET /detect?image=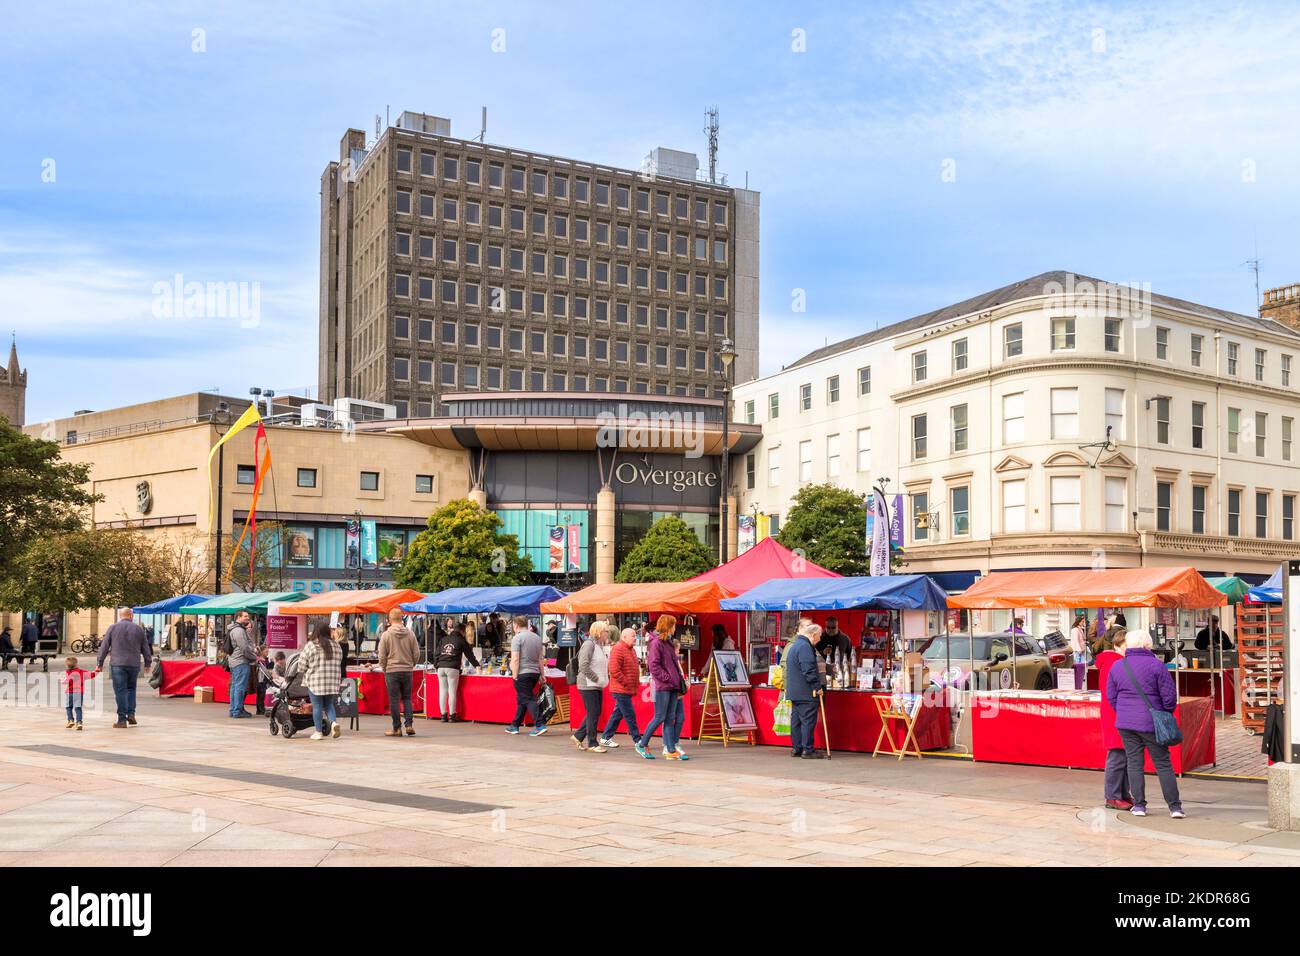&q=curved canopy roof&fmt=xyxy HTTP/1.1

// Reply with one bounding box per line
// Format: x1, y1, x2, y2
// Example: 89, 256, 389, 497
690, 538, 838, 592
275, 588, 426, 615
949, 568, 1226, 610
541, 580, 736, 615
401, 586, 567, 615
721, 575, 949, 611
